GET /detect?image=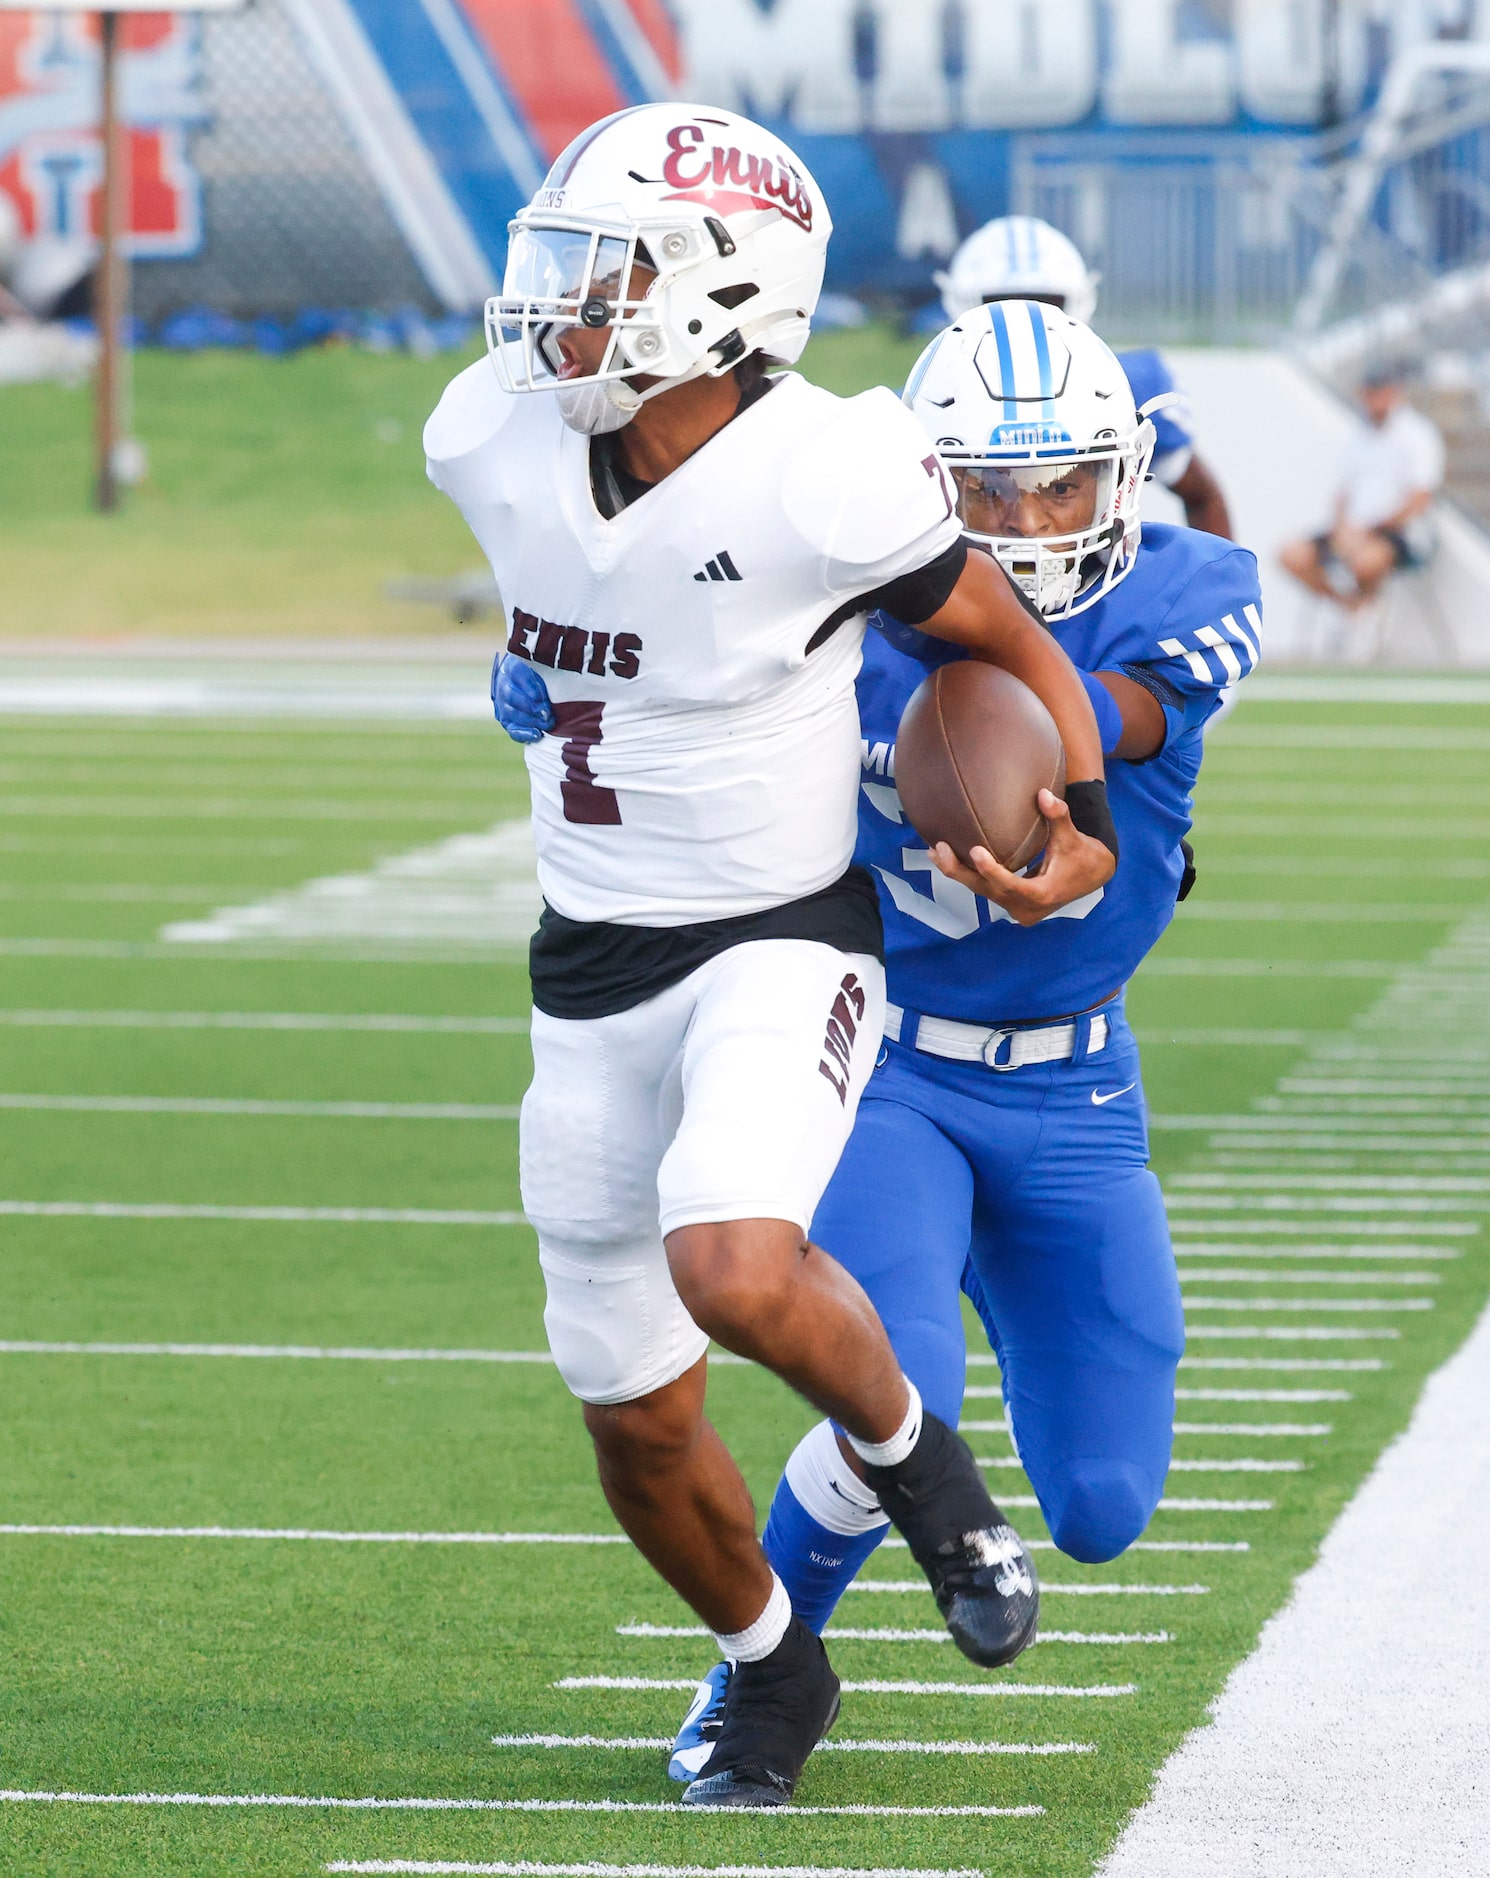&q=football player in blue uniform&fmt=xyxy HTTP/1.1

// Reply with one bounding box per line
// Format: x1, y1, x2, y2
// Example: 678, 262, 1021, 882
669, 298, 1261, 1782
936, 215, 1233, 542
